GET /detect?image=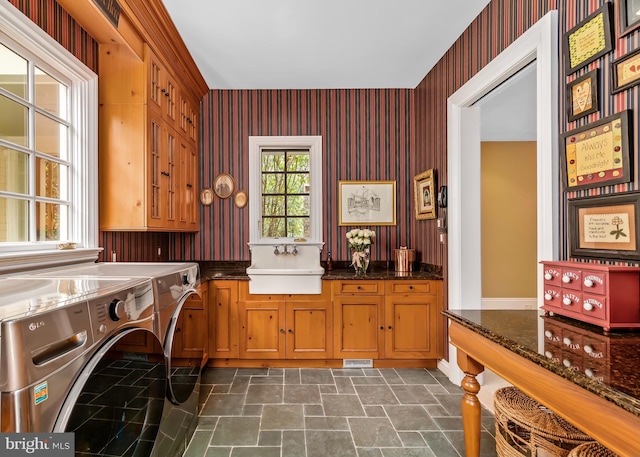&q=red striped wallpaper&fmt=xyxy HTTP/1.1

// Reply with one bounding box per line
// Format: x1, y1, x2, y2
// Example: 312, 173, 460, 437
23, 0, 640, 268
171, 89, 415, 262
8, 0, 98, 73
